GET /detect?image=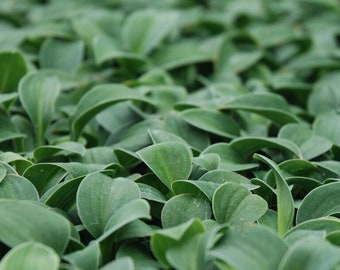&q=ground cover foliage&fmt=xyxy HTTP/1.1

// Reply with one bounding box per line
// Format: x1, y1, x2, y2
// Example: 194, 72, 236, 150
0, 0, 340, 269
